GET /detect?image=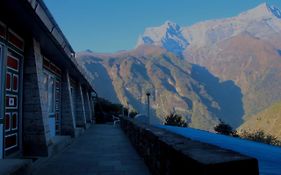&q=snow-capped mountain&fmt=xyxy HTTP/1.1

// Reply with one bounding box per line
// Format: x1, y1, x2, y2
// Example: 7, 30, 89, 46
76, 46, 242, 130
136, 21, 189, 56
78, 3, 281, 137
137, 3, 281, 53
135, 3, 281, 119
182, 3, 281, 119
268, 4, 281, 18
